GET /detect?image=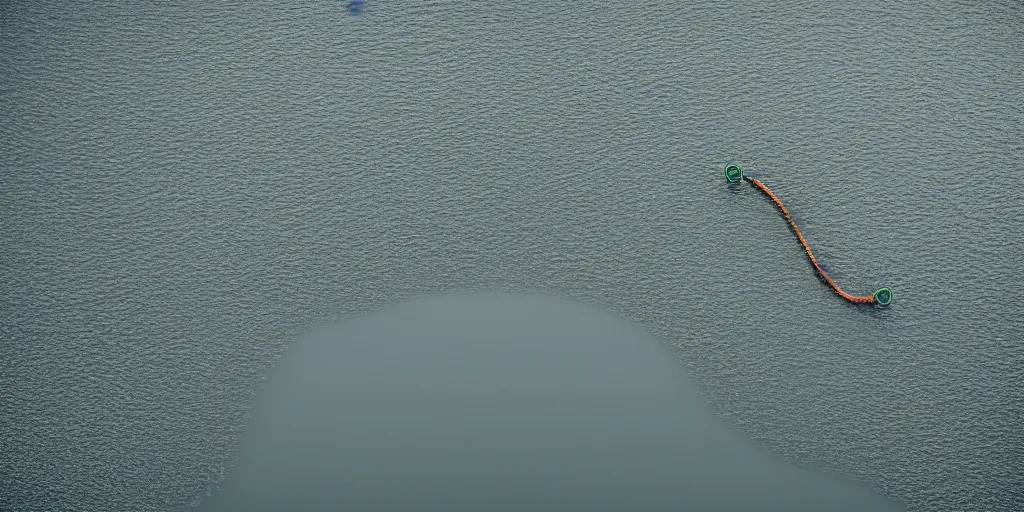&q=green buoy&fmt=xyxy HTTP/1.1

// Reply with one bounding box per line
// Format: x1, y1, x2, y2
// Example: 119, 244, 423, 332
872, 287, 893, 306
725, 163, 743, 183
